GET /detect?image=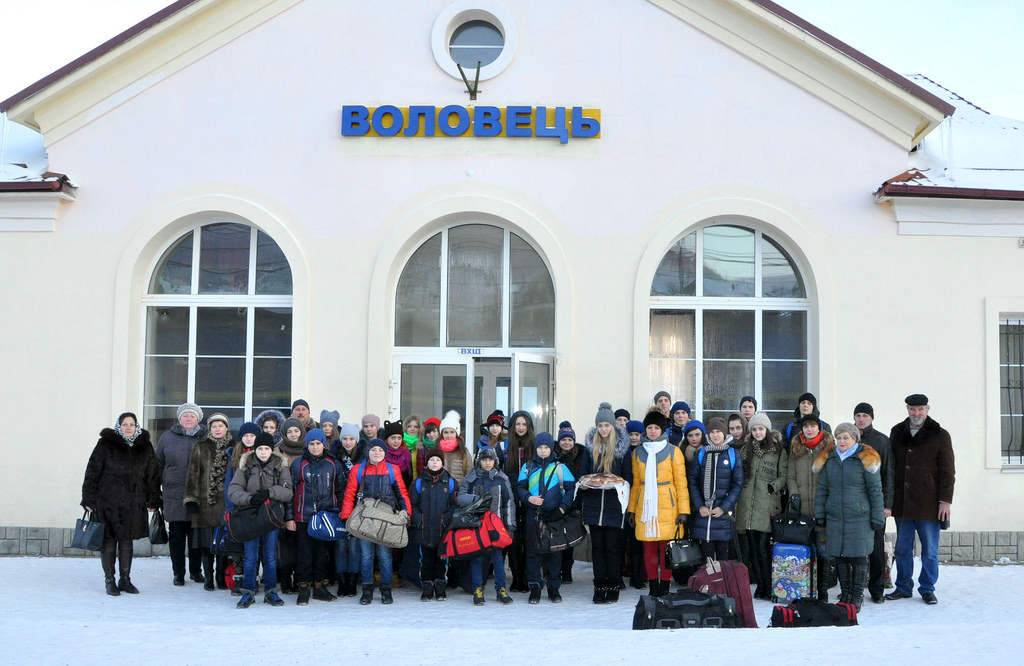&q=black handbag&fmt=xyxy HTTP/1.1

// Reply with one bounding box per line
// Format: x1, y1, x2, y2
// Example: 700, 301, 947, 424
447, 492, 493, 531
665, 526, 702, 569
226, 500, 286, 543
148, 509, 168, 545
537, 511, 586, 553
71, 510, 105, 551
771, 497, 814, 546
